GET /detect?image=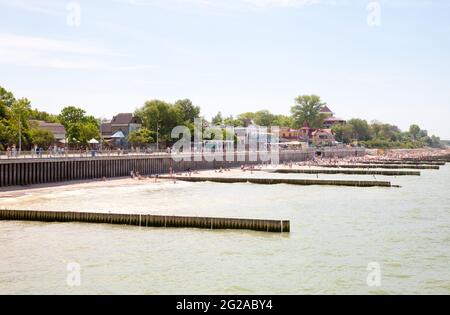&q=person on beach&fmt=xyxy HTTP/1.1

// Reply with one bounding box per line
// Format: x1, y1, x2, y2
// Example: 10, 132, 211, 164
130, 170, 135, 179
